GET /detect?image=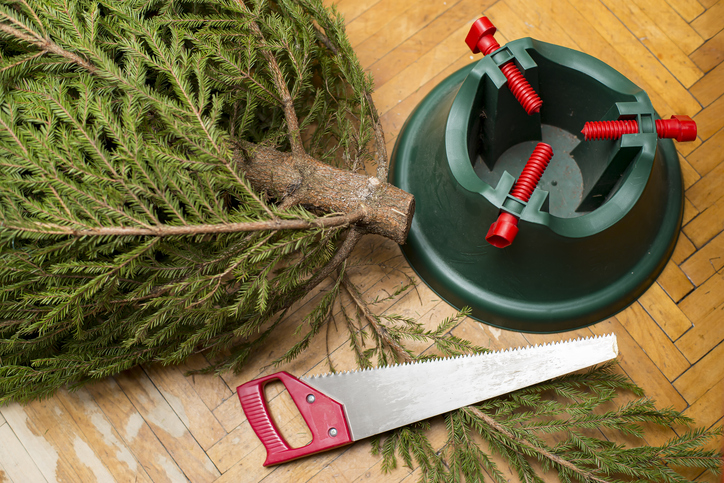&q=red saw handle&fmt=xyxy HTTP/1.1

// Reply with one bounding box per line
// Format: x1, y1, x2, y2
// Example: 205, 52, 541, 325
237, 371, 352, 466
